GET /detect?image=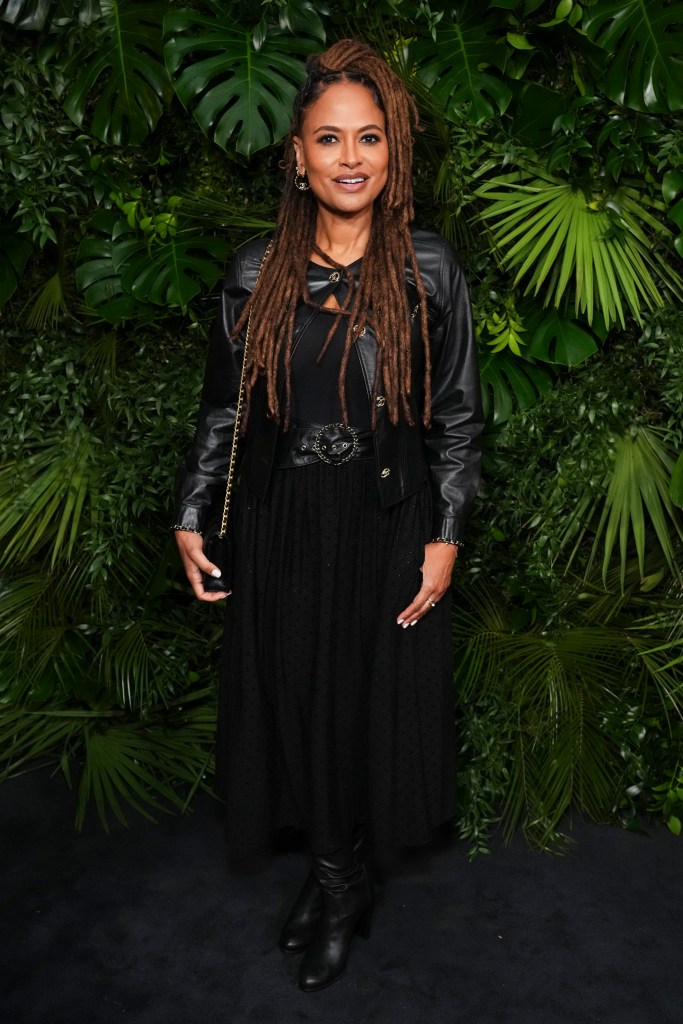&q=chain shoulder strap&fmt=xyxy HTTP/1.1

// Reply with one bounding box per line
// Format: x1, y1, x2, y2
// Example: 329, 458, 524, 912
218, 241, 272, 539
